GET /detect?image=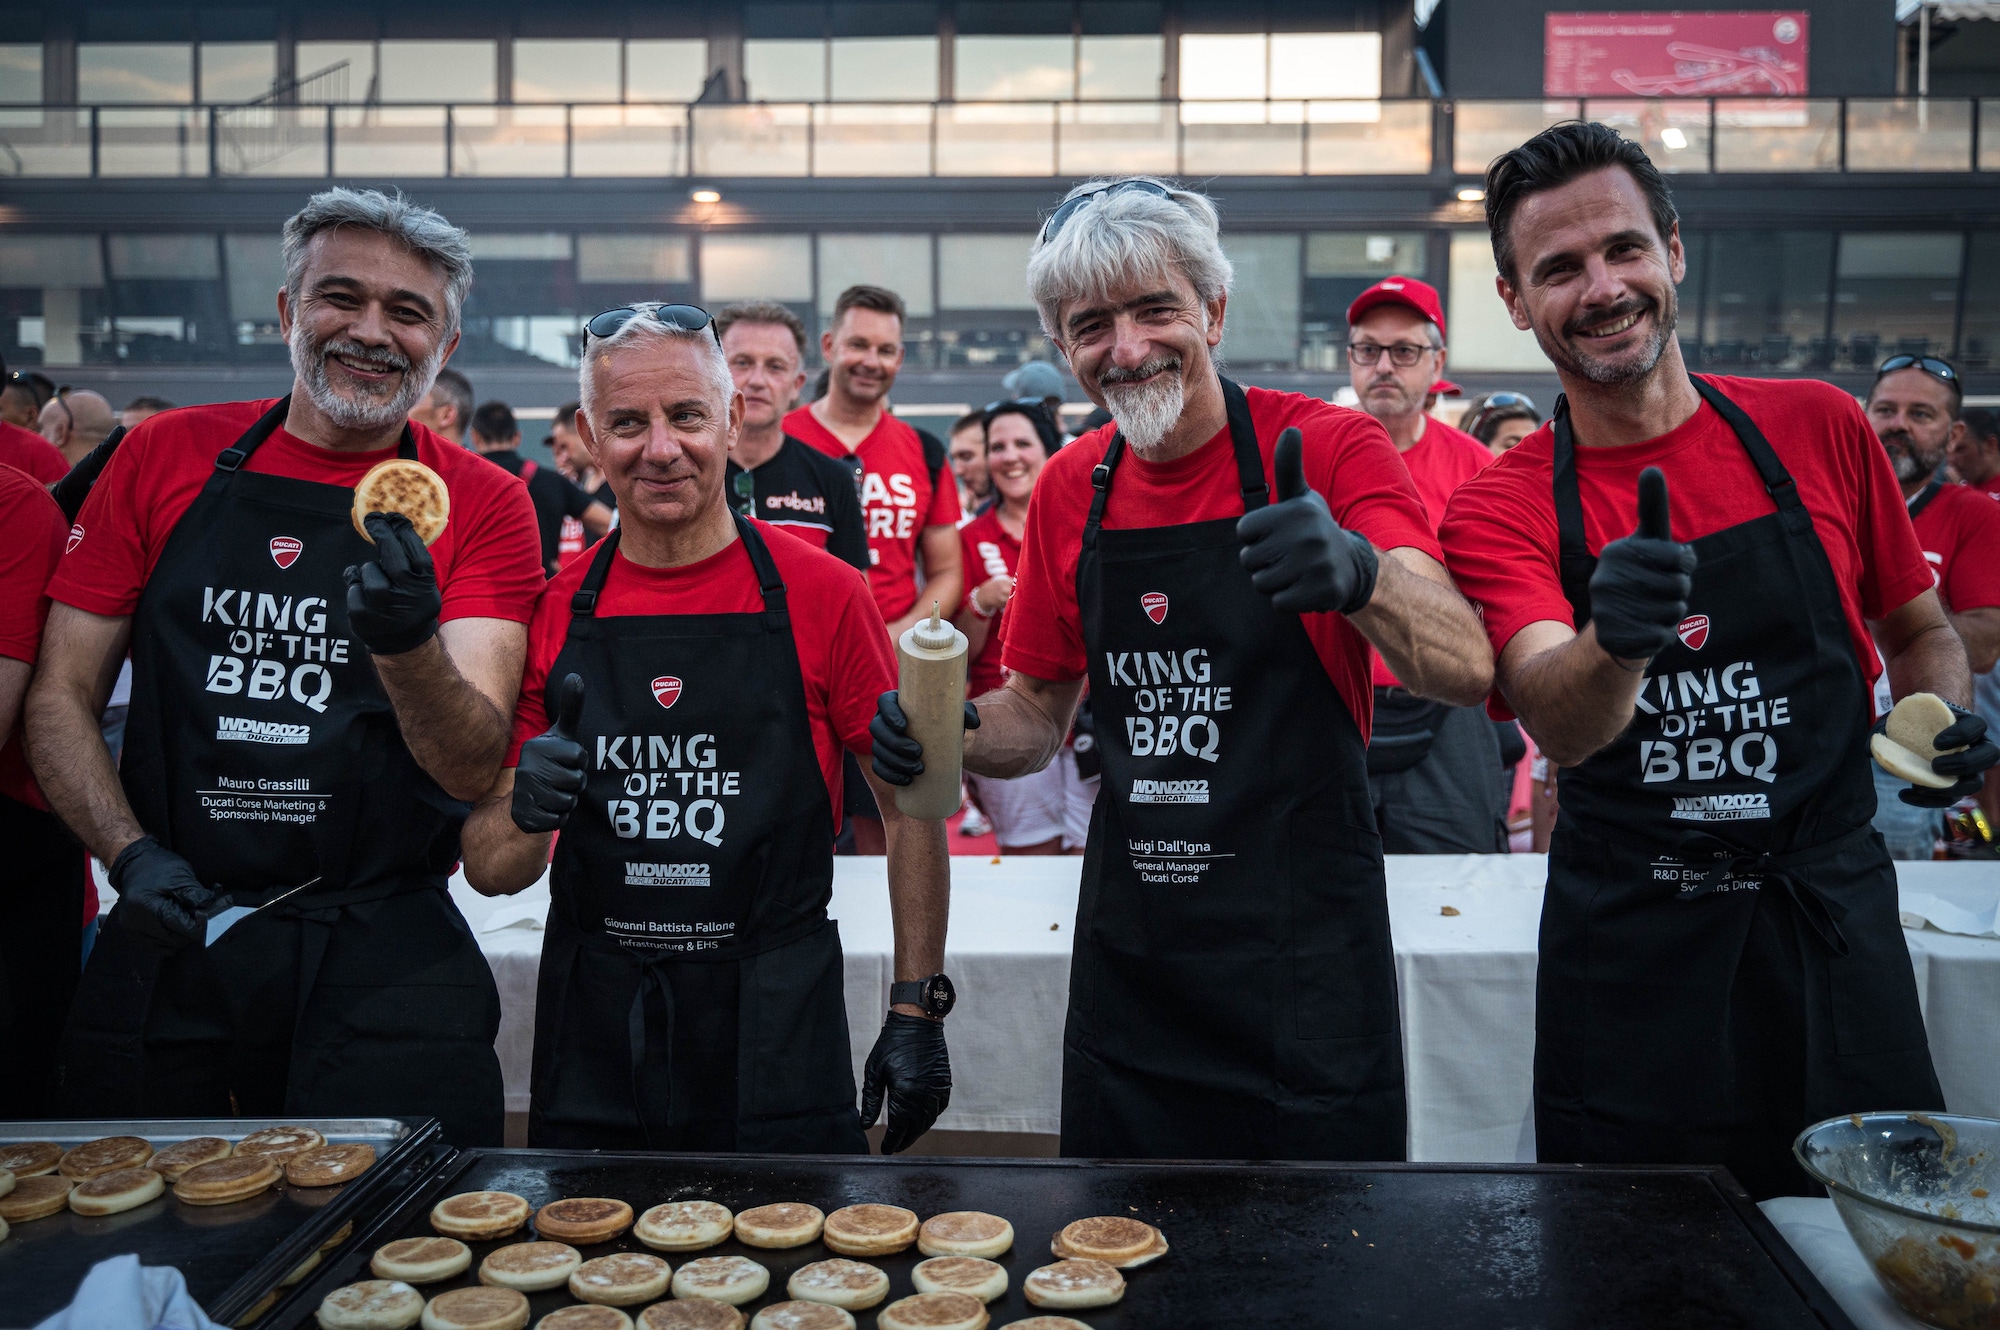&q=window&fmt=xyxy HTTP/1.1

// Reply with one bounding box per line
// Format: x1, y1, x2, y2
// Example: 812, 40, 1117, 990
939, 235, 1036, 309
79, 44, 193, 102
819, 235, 933, 317
293, 42, 375, 102
1698, 231, 1834, 371
1179, 32, 1380, 100
379, 41, 496, 104
745, 40, 826, 100
513, 41, 620, 103
1834, 232, 1964, 365
577, 235, 694, 284
200, 44, 275, 103
701, 235, 812, 301
109, 234, 221, 280
224, 234, 285, 326
626, 41, 708, 102
1301, 232, 1427, 370
1960, 234, 2000, 371
830, 37, 937, 100
1078, 36, 1162, 99
1221, 234, 1300, 366
1178, 34, 1263, 101
0, 44, 43, 102
956, 36, 1073, 100
1448, 232, 1550, 372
